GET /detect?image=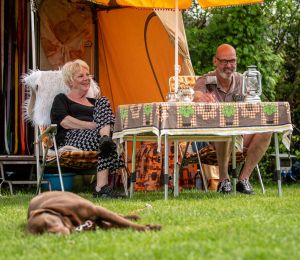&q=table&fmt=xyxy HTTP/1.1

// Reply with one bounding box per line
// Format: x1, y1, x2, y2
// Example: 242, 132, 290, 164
113, 102, 293, 199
